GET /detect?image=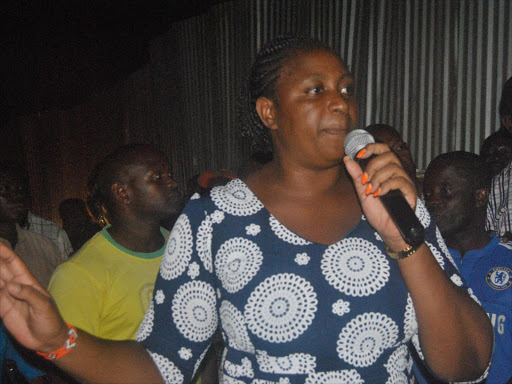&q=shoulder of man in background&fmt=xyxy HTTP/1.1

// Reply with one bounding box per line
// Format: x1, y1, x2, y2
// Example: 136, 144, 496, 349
15, 224, 66, 287
24, 211, 73, 259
